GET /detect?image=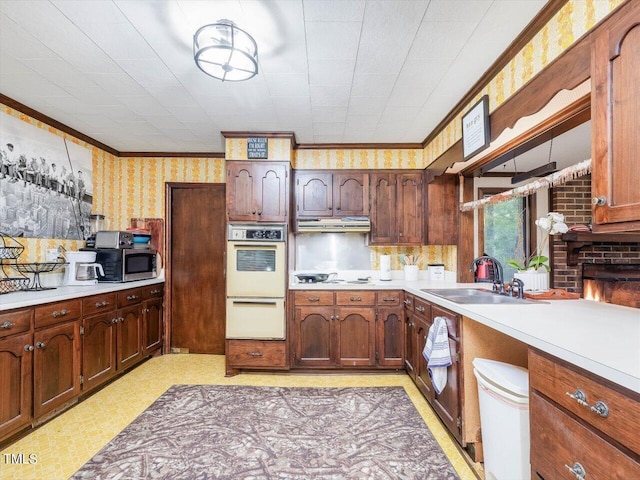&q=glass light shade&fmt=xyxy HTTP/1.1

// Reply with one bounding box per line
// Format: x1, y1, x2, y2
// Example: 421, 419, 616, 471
193, 20, 258, 82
